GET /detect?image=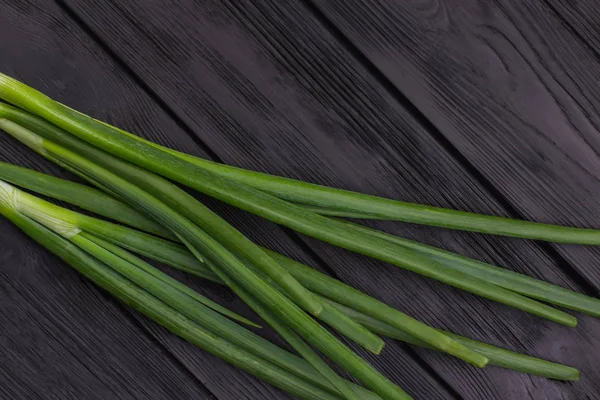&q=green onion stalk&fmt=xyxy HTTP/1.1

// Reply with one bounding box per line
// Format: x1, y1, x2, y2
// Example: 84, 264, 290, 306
0, 166, 580, 381
0, 204, 383, 400
0, 115, 493, 368
0, 124, 415, 400
0, 161, 173, 240
0, 102, 578, 329
326, 301, 580, 381
0, 160, 382, 355
0, 73, 597, 244
1, 157, 597, 321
